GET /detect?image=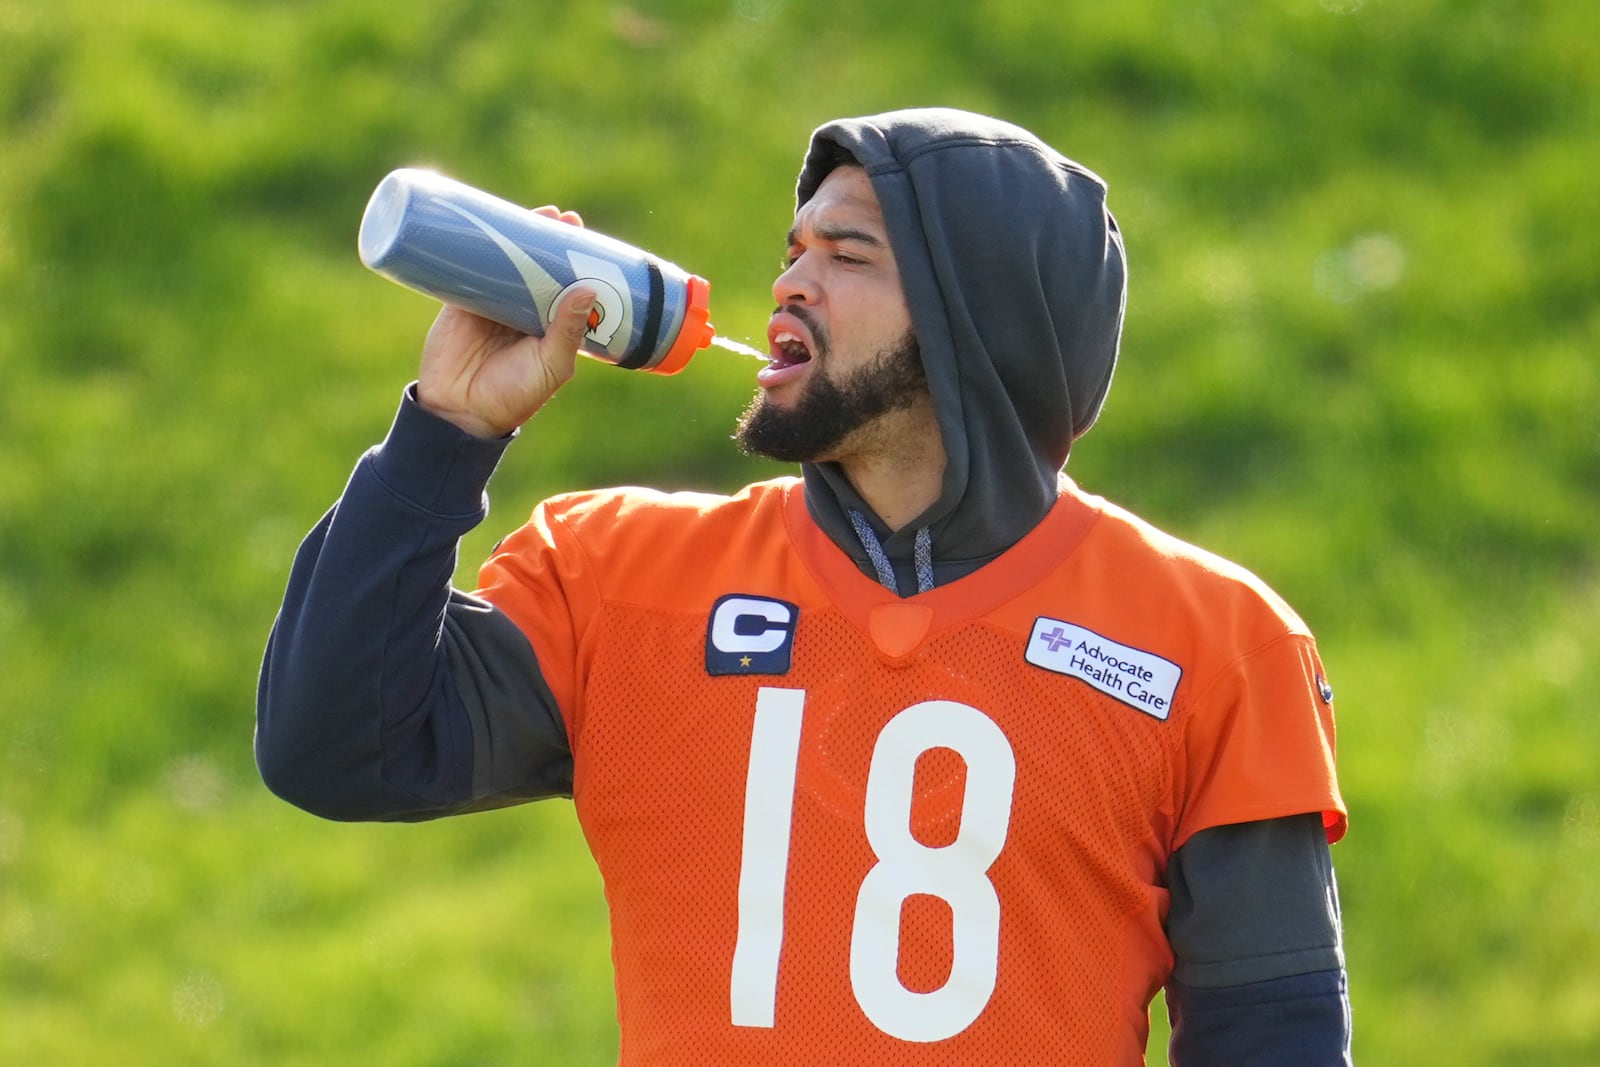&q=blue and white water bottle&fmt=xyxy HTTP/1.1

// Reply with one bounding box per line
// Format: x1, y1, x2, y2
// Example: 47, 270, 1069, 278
358, 168, 714, 374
